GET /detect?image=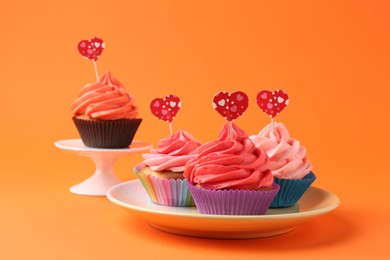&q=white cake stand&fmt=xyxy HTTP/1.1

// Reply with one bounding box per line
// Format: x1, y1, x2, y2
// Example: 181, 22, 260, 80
54, 139, 151, 196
